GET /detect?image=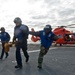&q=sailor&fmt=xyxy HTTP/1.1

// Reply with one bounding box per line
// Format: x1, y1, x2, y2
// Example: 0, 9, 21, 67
0, 27, 10, 60
13, 17, 29, 69
29, 24, 58, 69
